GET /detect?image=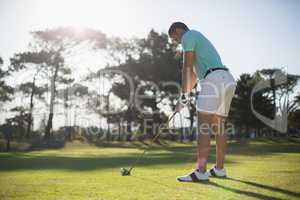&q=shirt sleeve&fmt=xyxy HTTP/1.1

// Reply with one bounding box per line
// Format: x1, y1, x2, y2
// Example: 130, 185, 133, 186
182, 33, 196, 52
